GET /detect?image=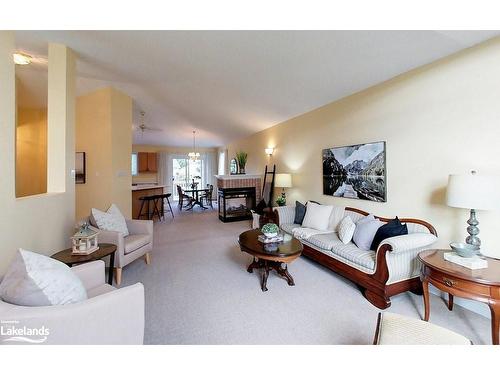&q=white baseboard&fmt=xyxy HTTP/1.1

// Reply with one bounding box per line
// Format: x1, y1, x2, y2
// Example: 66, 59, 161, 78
429, 285, 490, 319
